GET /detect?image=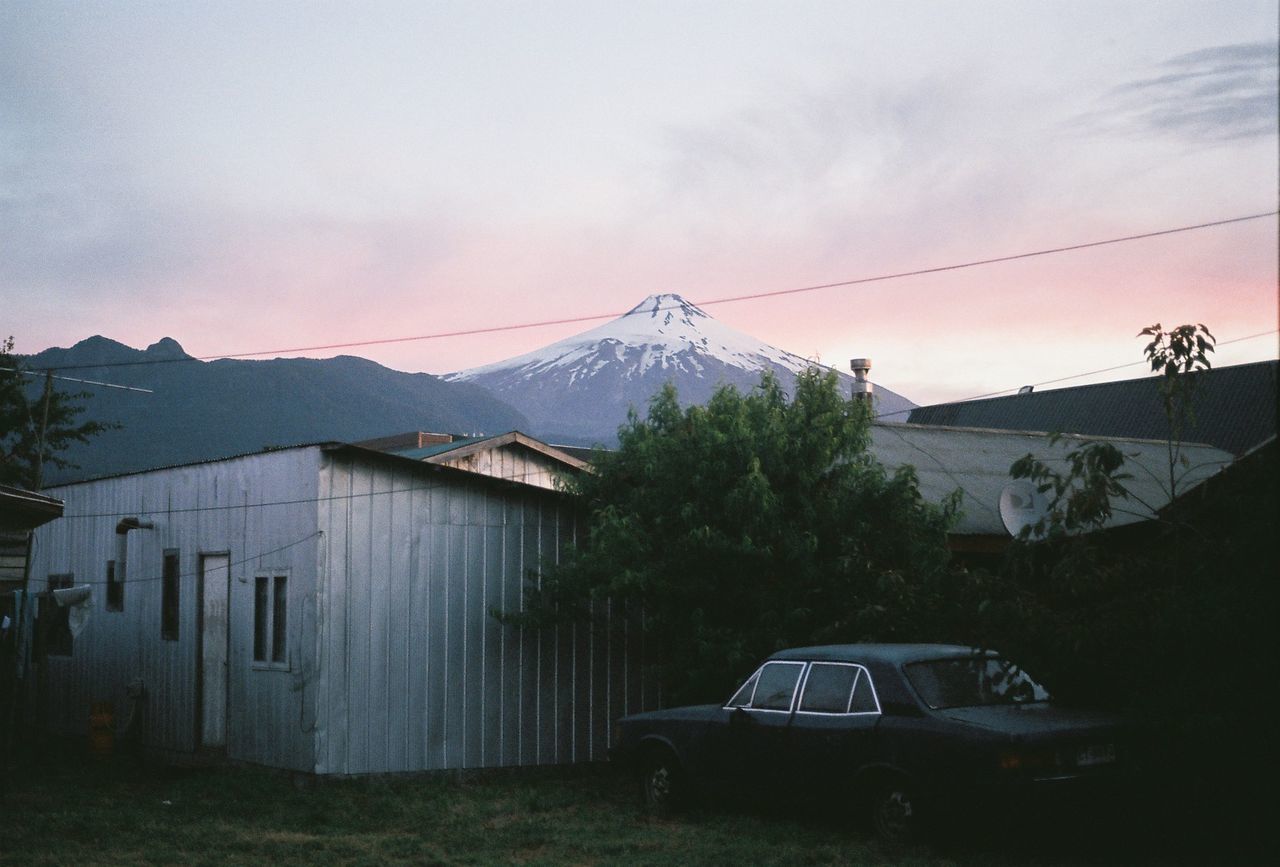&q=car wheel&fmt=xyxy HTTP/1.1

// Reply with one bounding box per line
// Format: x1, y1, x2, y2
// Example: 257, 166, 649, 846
640, 748, 685, 815
870, 778, 921, 845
